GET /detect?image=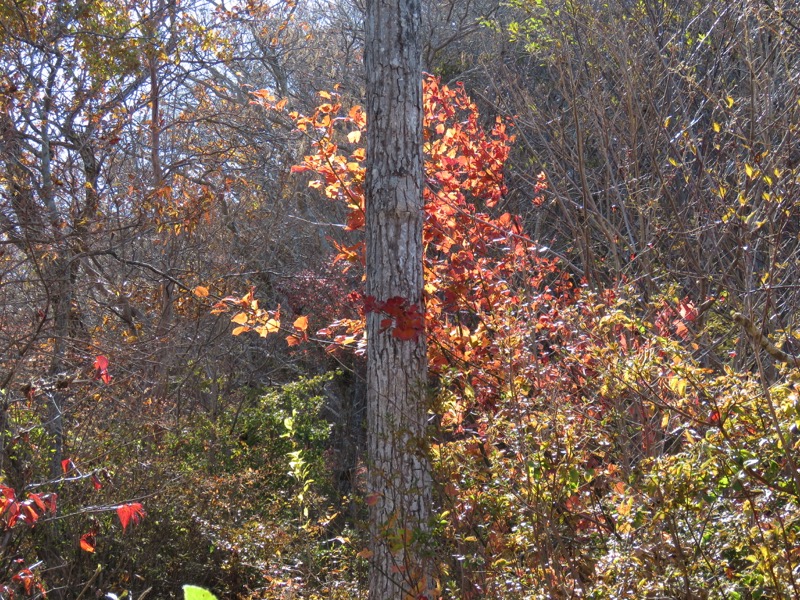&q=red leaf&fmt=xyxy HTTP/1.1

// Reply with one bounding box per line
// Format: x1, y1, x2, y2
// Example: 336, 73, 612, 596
28, 493, 46, 512
364, 295, 379, 313
0, 486, 16, 501
80, 532, 96, 553
117, 502, 145, 531
44, 493, 57, 513
61, 458, 72, 474
93, 355, 112, 384
393, 325, 422, 341
91, 474, 102, 491
679, 299, 698, 322
12, 569, 34, 595
21, 505, 38, 524
5, 502, 20, 527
